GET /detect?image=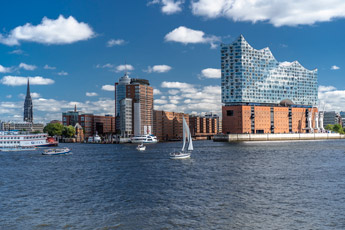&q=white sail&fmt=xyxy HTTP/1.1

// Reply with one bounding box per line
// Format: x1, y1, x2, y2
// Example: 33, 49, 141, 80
187, 131, 193, 151
181, 117, 187, 151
